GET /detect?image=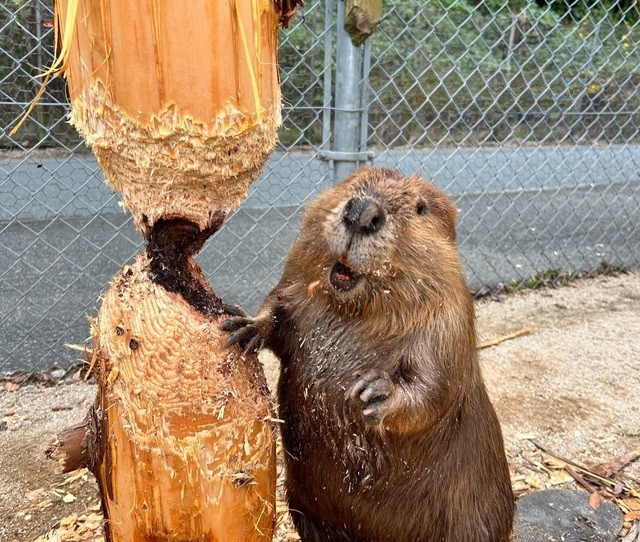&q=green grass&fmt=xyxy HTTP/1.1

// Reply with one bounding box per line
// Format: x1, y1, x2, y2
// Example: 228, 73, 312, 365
473, 261, 630, 298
